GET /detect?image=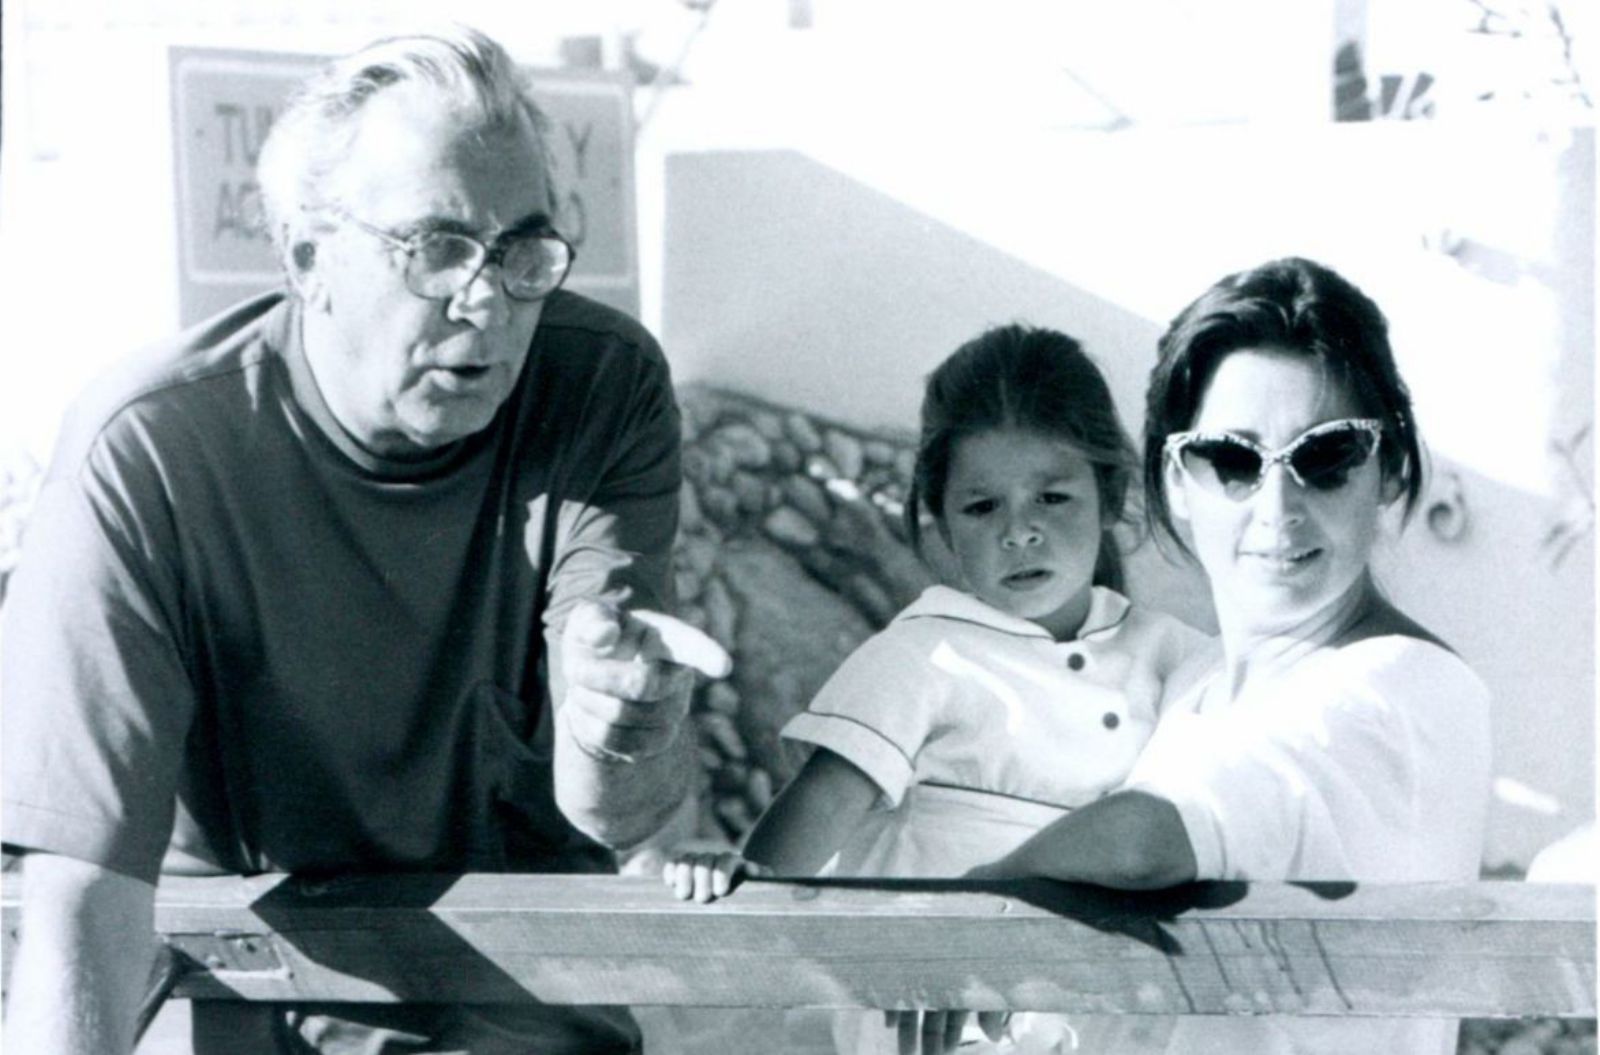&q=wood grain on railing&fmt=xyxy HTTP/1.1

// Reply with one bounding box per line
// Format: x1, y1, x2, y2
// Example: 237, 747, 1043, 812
2, 875, 1594, 1018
